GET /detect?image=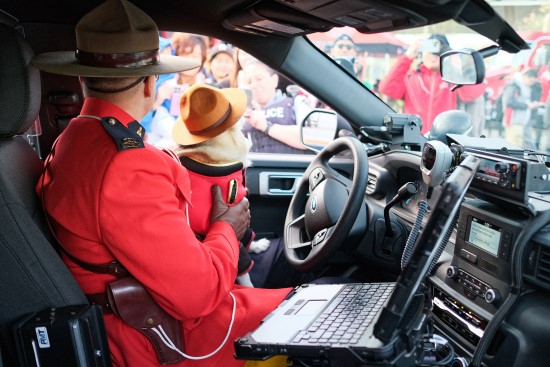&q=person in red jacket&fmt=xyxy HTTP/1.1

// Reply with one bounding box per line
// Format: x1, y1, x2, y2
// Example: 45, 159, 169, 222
32, 0, 291, 366
378, 34, 485, 135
